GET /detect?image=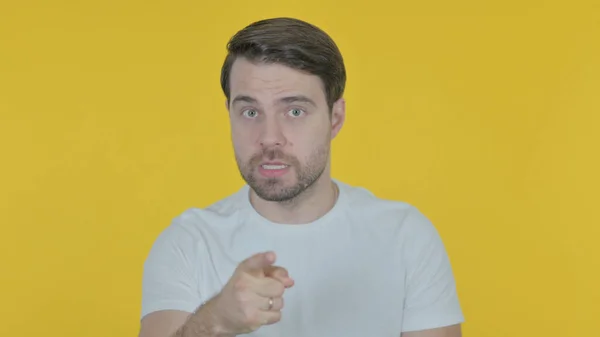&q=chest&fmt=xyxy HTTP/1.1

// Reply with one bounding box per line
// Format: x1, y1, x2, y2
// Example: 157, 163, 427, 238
200, 228, 407, 337
268, 245, 405, 337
